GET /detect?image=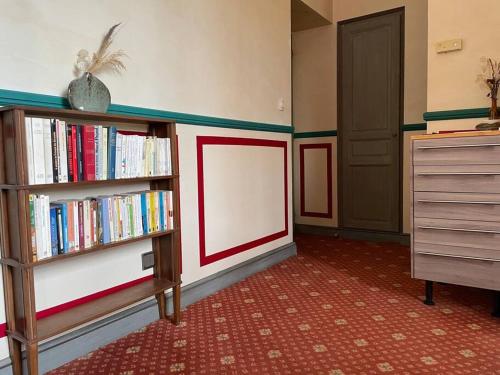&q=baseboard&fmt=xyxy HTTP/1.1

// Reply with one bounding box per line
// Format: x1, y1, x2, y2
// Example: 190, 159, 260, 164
0, 242, 296, 375
295, 224, 410, 246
